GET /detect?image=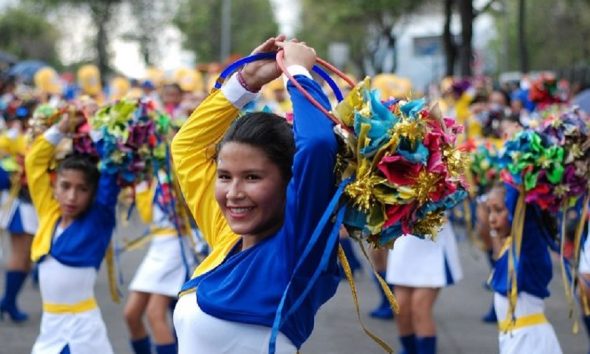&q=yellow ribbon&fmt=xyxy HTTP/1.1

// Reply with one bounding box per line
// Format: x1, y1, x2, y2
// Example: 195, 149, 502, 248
559, 202, 578, 333
581, 279, 590, 316
105, 241, 120, 303
506, 191, 526, 330
560, 196, 589, 334
461, 141, 486, 256
337, 244, 395, 353
498, 313, 547, 332
573, 196, 590, 317
43, 297, 97, 314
